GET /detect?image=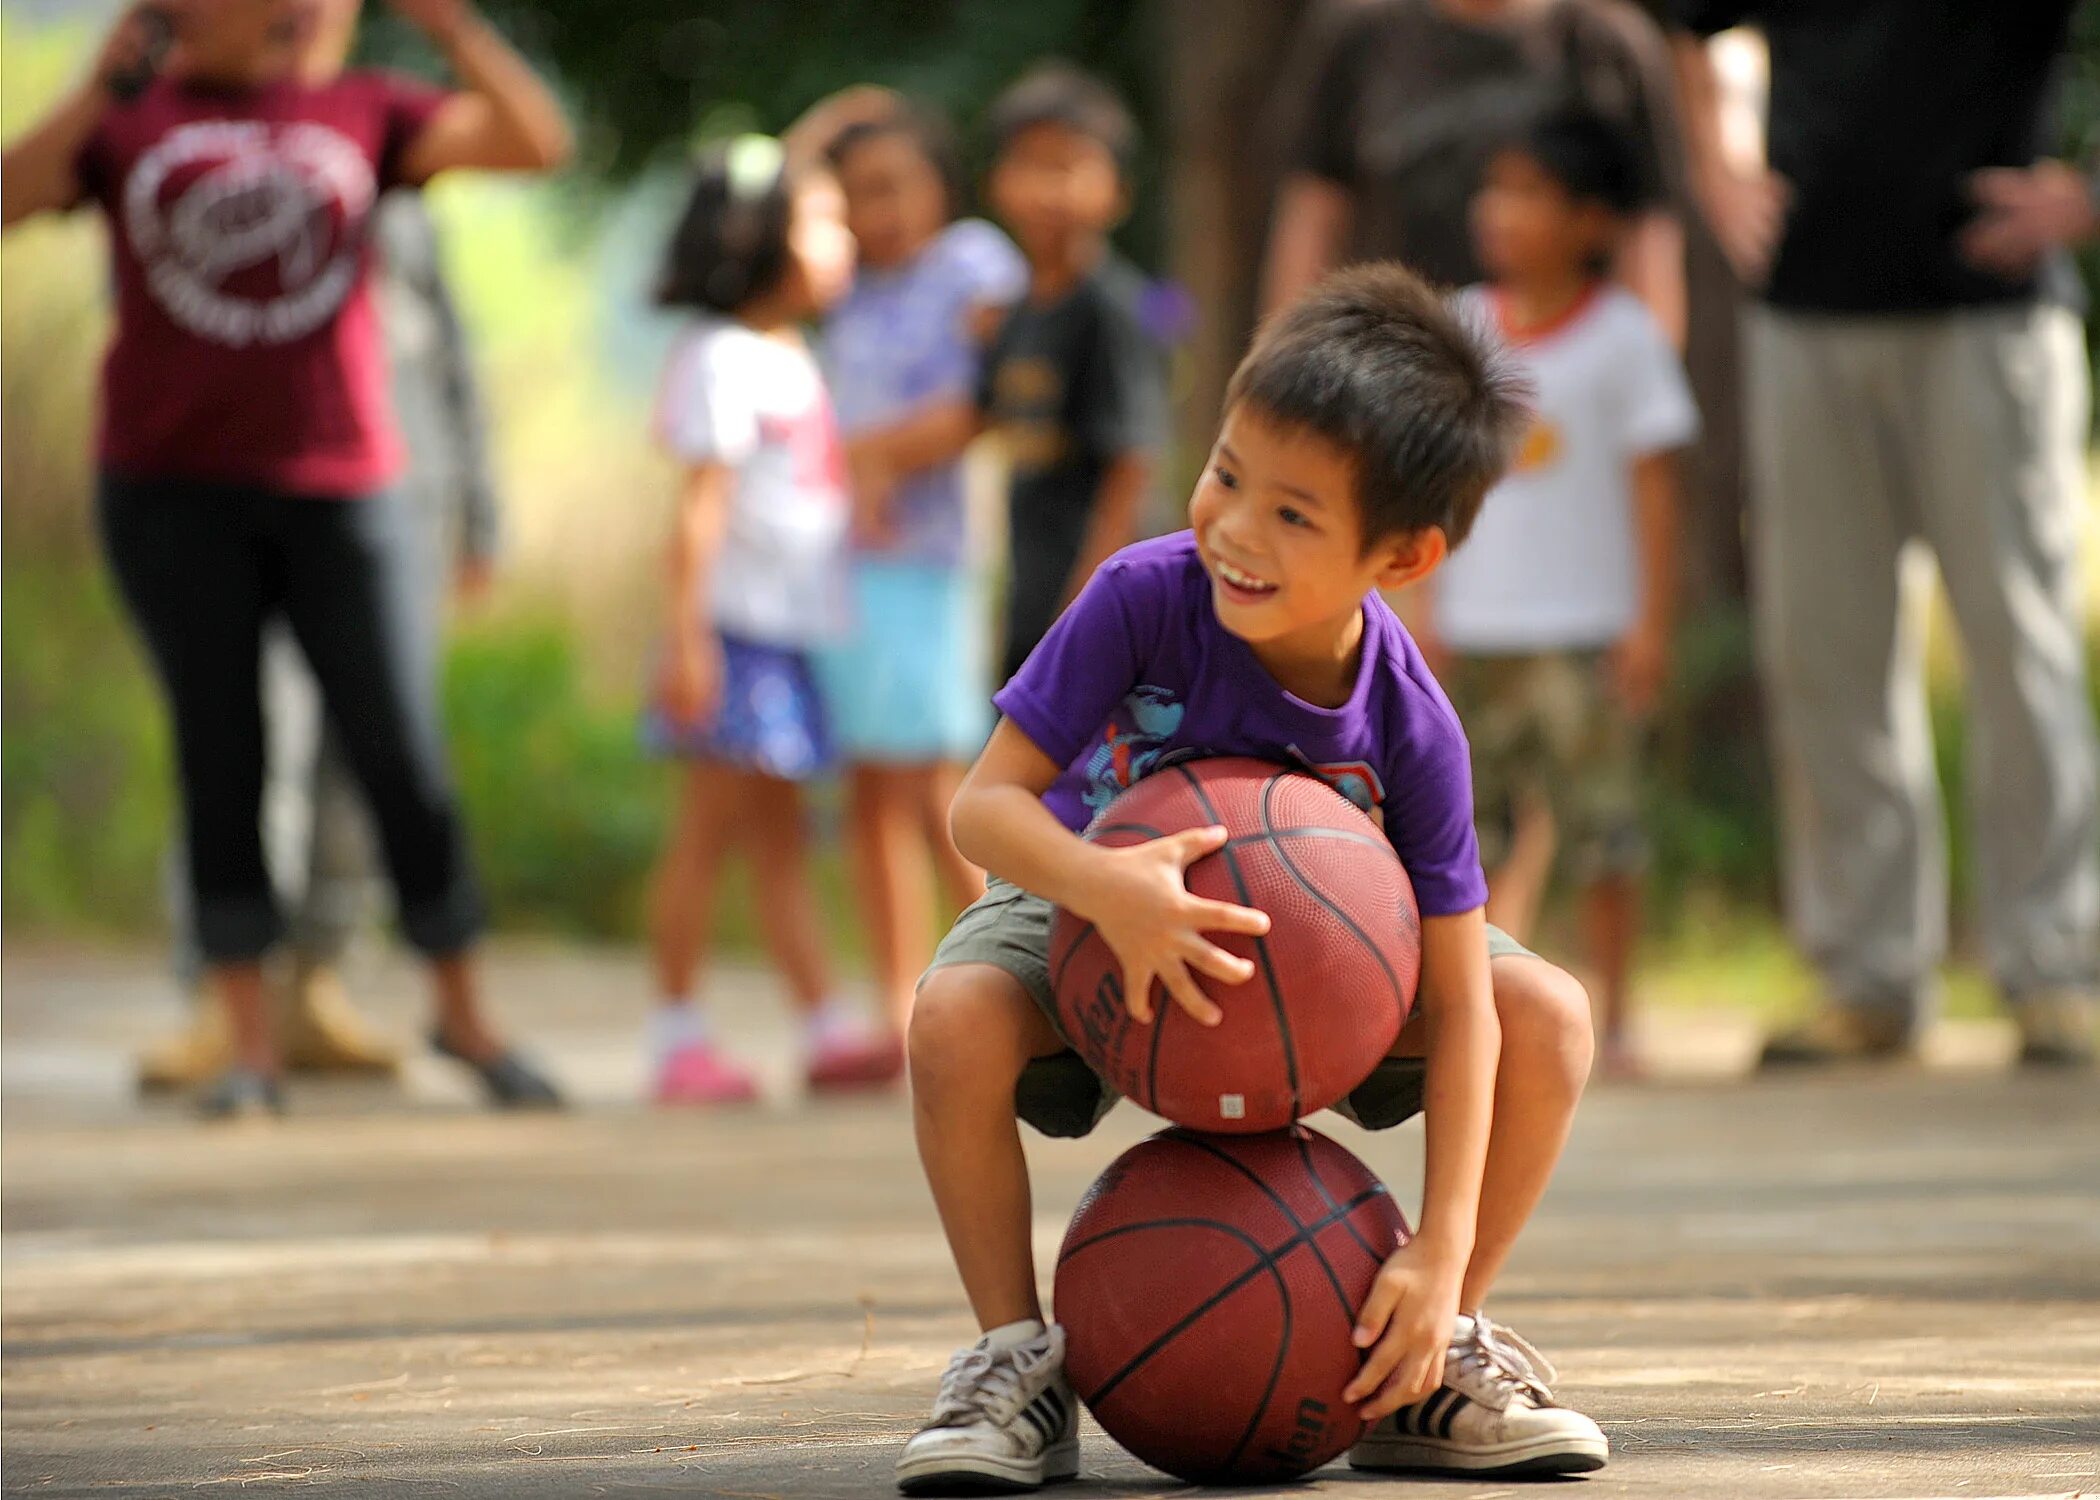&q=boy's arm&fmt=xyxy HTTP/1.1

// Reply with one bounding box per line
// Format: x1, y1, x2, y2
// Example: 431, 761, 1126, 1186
1613, 450, 1681, 717
1059, 452, 1151, 613
953, 720, 1268, 1025
1344, 907, 1500, 1421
